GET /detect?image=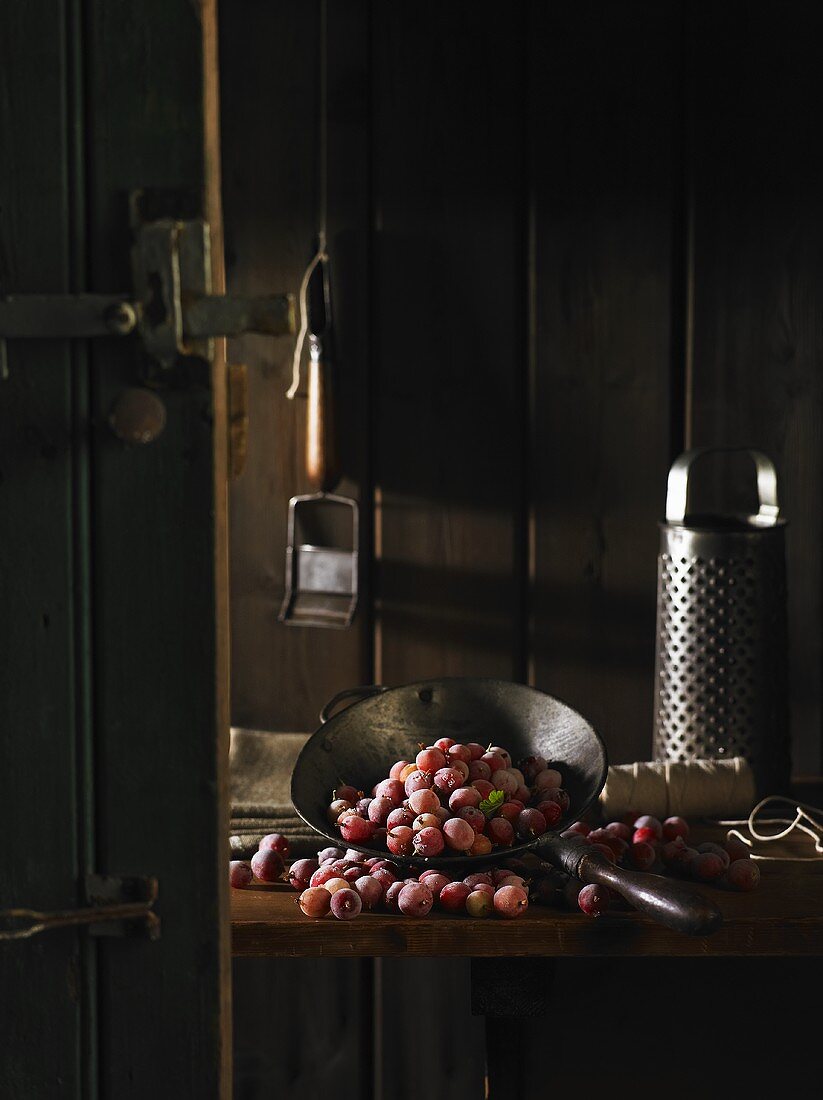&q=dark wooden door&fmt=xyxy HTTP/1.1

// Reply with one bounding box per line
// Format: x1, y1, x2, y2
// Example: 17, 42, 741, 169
0, 1, 230, 1096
